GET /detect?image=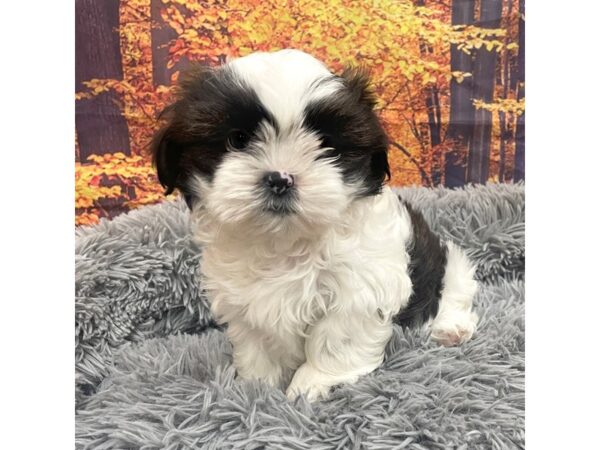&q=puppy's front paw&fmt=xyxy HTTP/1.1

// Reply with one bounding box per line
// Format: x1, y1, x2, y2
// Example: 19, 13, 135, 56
286, 364, 361, 402
286, 364, 332, 402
